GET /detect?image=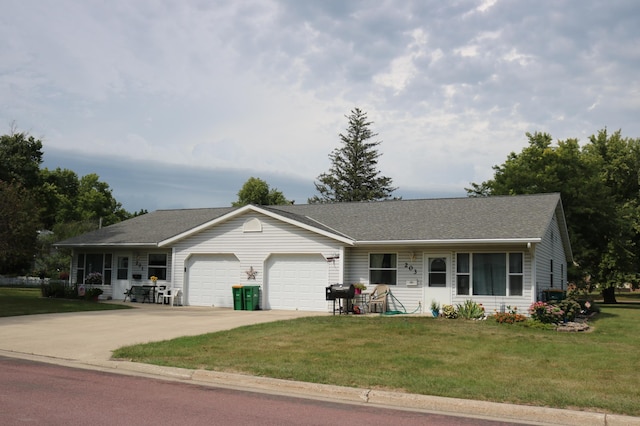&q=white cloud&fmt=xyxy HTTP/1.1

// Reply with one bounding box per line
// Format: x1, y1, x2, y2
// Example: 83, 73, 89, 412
373, 28, 428, 93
